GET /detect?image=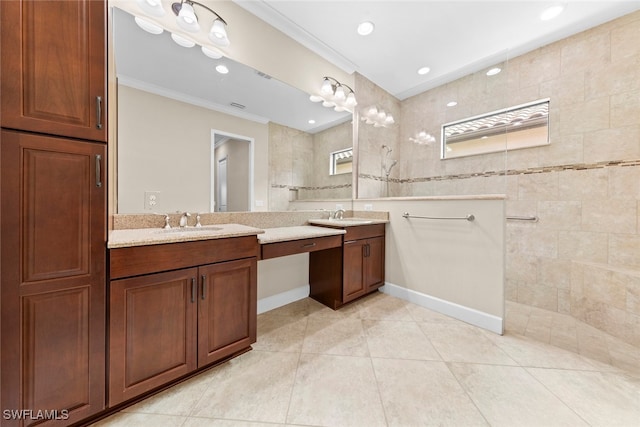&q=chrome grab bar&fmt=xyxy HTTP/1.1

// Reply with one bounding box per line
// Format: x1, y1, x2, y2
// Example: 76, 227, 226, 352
402, 212, 475, 222
507, 216, 538, 222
